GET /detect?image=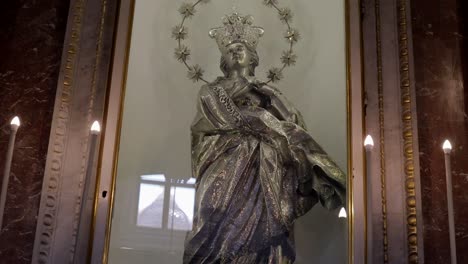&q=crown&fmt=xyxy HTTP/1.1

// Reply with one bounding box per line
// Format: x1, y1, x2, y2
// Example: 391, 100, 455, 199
209, 13, 264, 52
